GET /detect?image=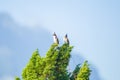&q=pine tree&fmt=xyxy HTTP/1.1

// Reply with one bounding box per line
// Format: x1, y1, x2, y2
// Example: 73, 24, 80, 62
41, 43, 59, 80
51, 43, 73, 80
42, 43, 73, 80
17, 41, 91, 80
22, 49, 44, 80
76, 61, 91, 80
